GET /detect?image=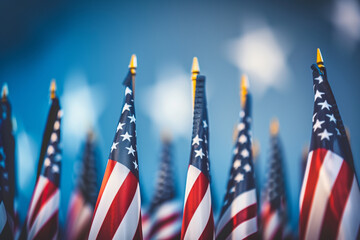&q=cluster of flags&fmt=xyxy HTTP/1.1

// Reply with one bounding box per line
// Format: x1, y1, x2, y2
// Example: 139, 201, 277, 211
0, 49, 359, 240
